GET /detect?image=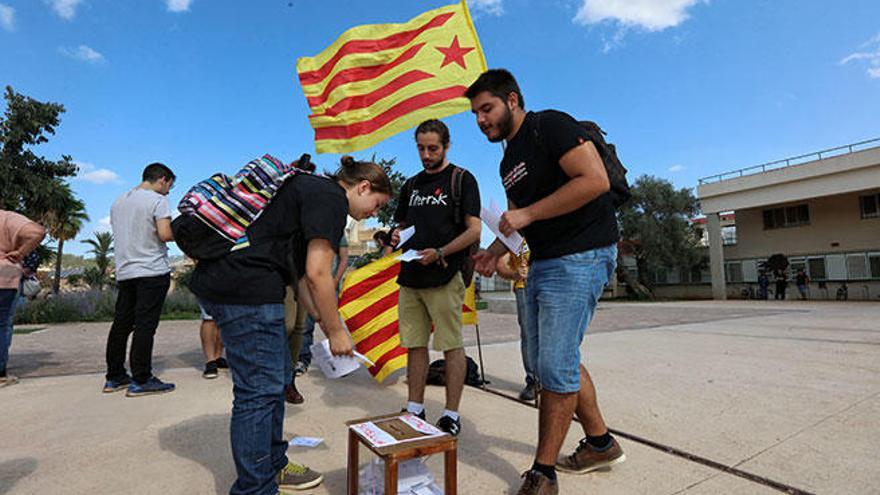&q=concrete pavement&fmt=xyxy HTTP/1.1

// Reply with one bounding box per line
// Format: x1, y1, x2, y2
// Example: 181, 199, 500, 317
1, 300, 878, 494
